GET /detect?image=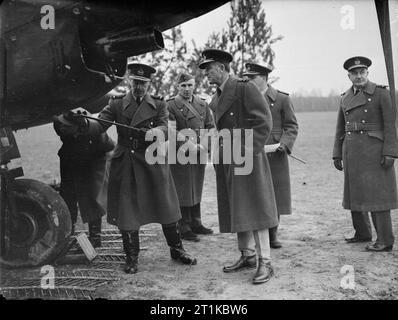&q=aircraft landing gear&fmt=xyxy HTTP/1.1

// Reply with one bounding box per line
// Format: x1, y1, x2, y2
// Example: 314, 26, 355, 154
0, 127, 72, 268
